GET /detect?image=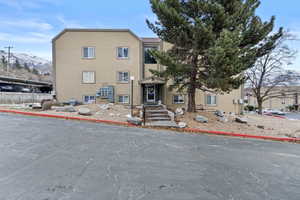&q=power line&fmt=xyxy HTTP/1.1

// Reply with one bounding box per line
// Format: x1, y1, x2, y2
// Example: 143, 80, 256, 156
4, 46, 13, 73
